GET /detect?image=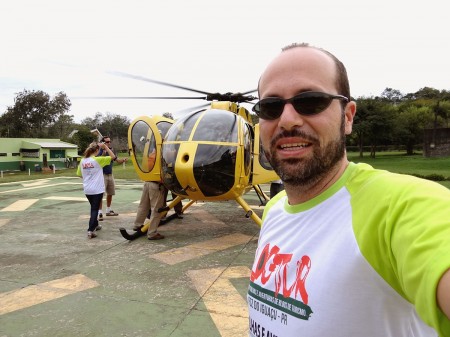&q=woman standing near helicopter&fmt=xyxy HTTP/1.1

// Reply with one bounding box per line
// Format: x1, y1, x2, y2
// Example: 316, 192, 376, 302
77, 141, 116, 239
